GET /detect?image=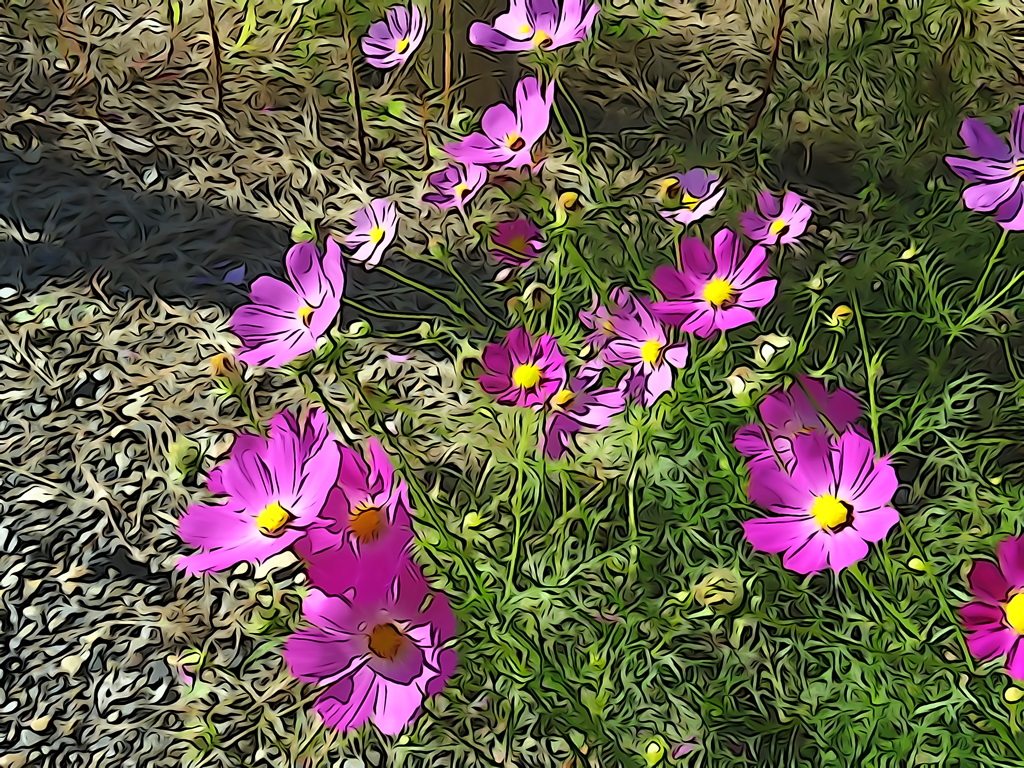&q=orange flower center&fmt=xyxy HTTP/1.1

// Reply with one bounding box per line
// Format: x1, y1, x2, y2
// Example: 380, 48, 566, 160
350, 503, 386, 543
367, 622, 407, 660
550, 388, 575, 410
